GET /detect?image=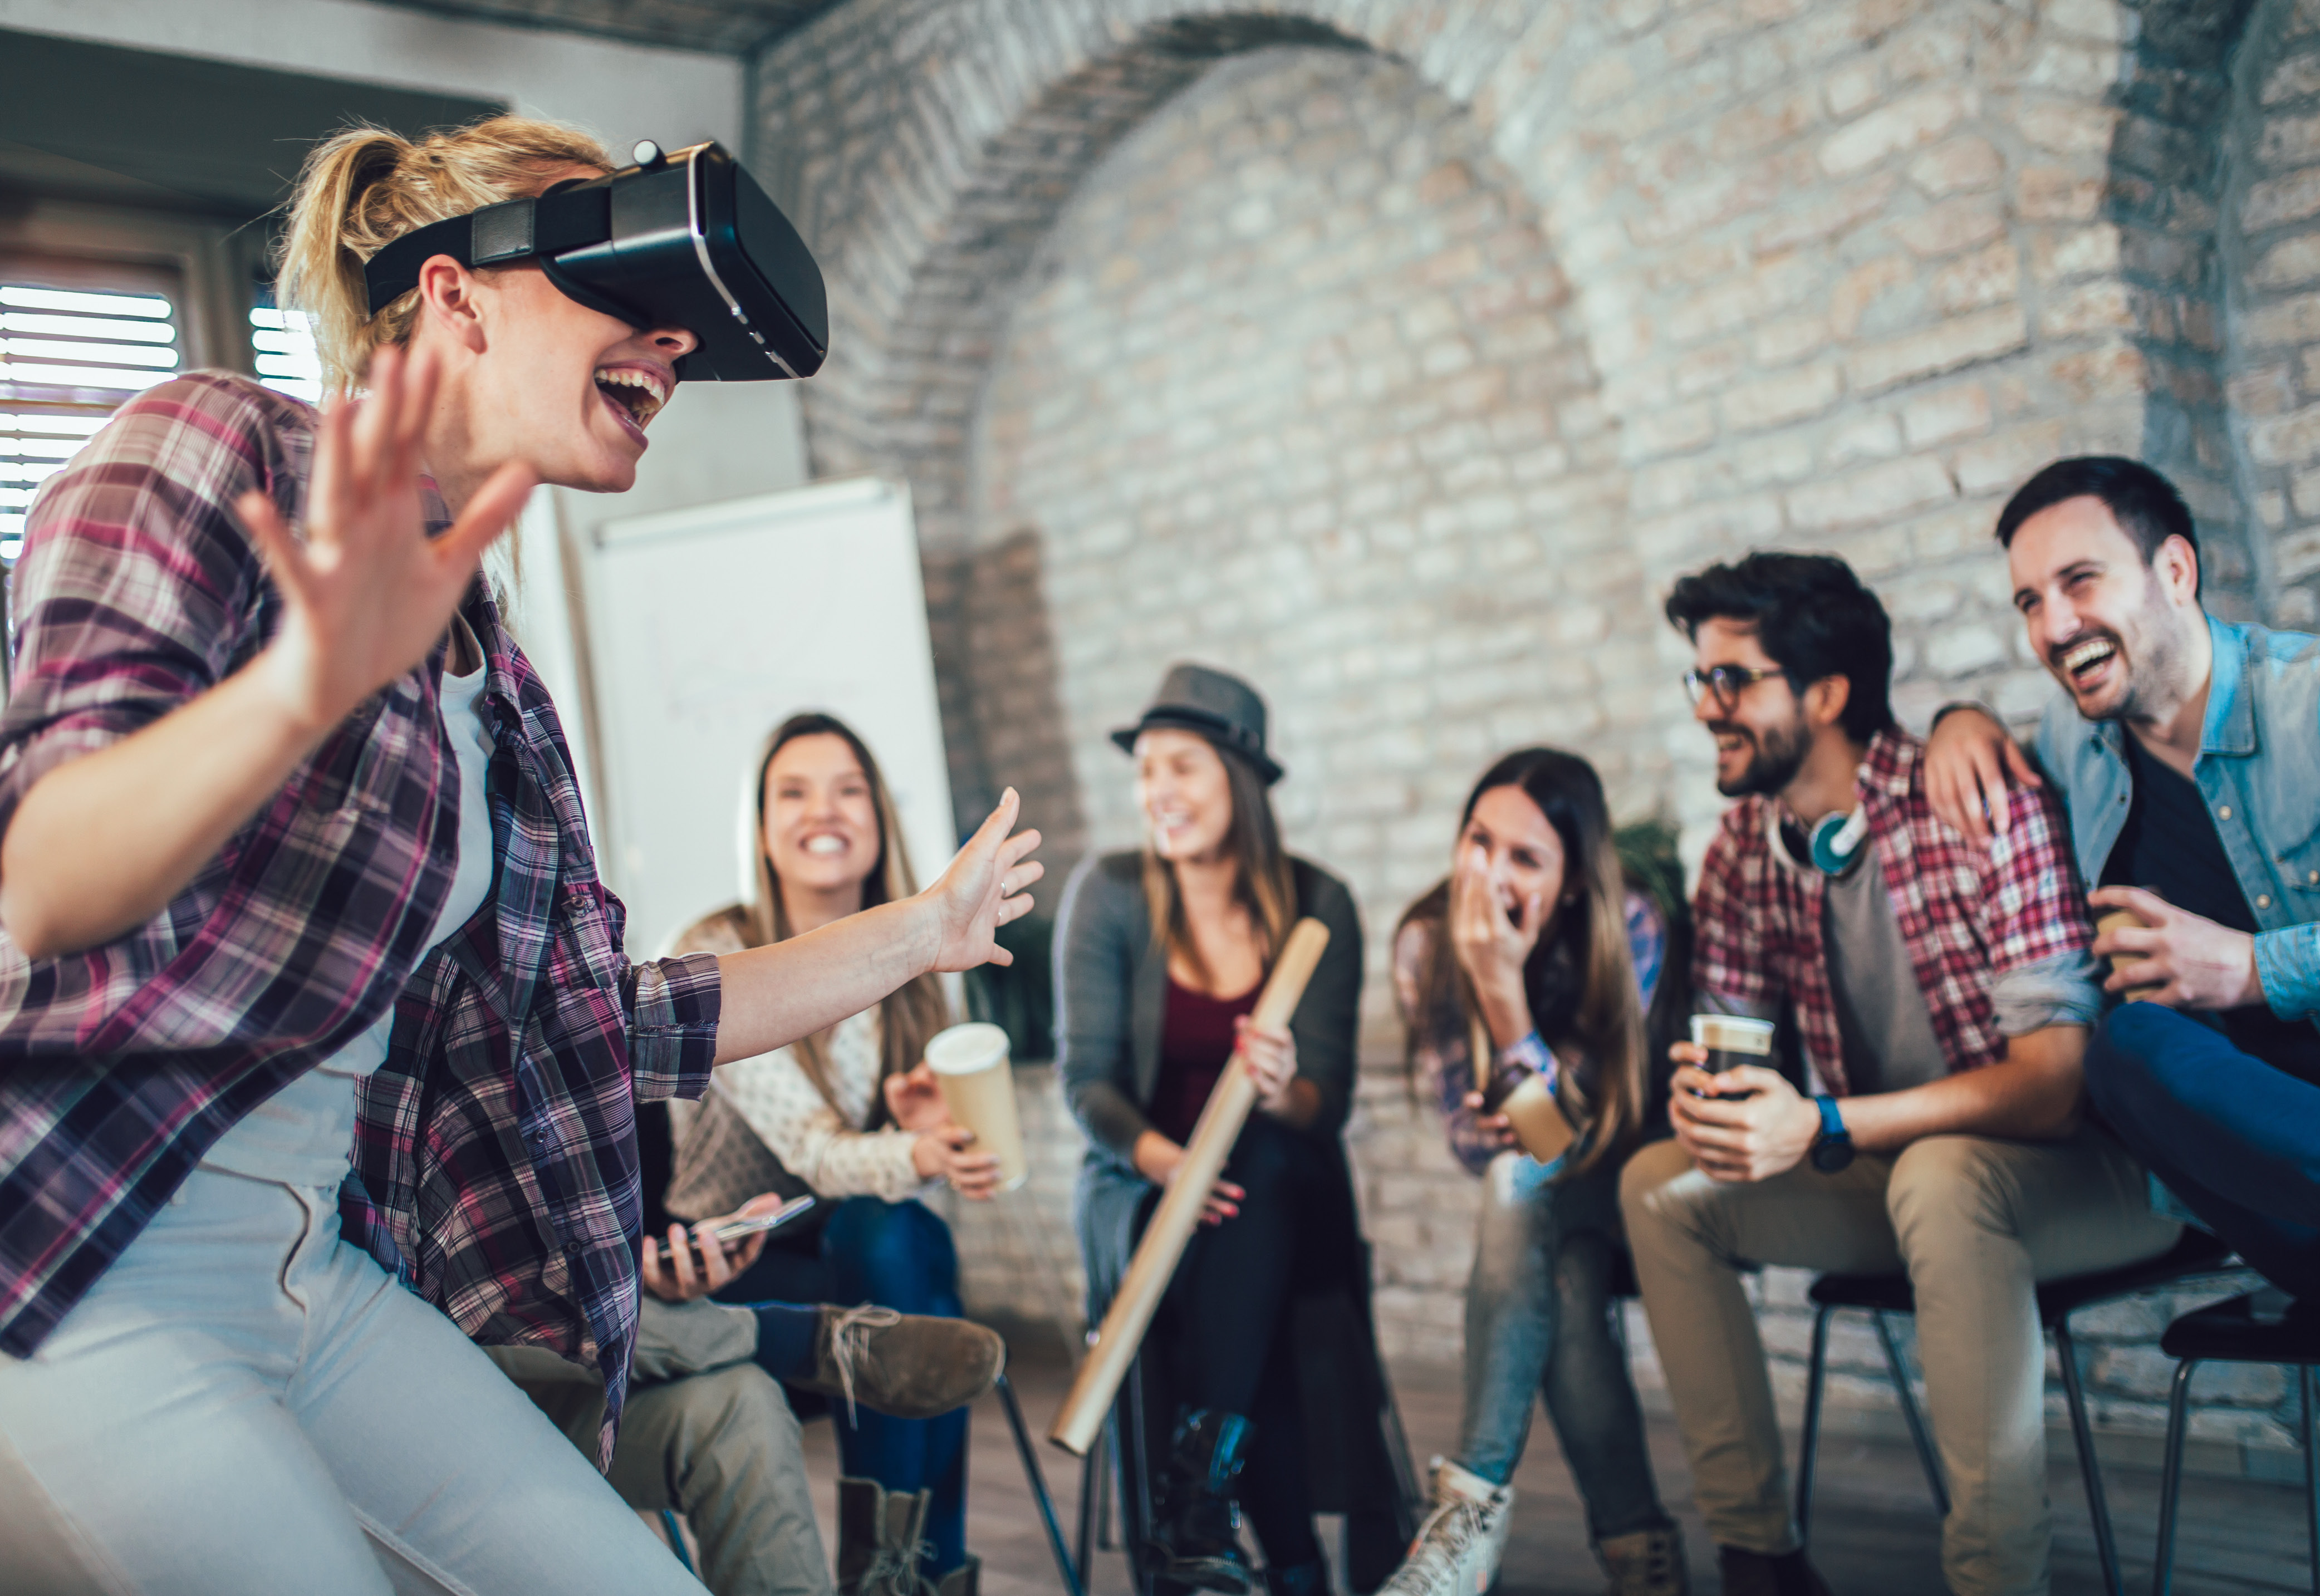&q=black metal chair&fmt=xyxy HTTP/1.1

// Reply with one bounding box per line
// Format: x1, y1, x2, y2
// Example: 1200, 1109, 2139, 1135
1794, 1228, 2238, 1596
2151, 1289, 2320, 1596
